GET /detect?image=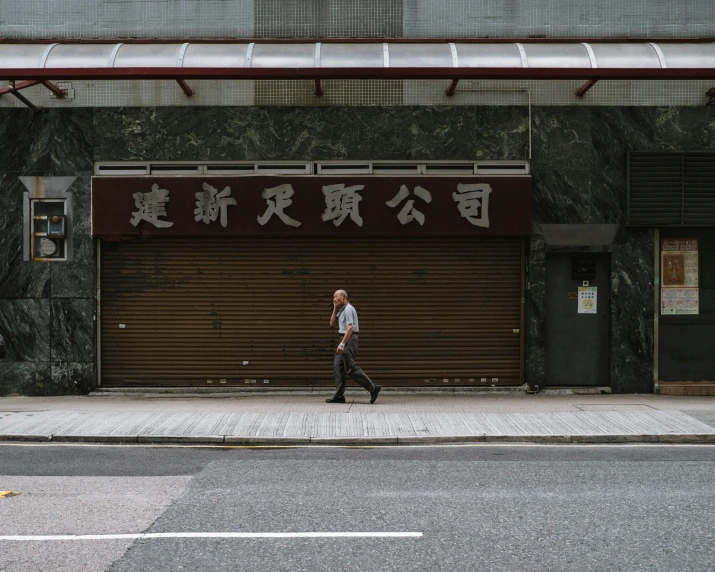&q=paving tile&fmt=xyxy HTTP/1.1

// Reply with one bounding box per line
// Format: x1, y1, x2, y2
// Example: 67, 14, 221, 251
1, 398, 715, 444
